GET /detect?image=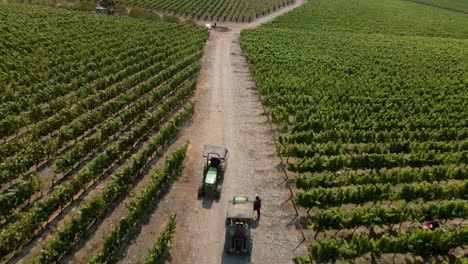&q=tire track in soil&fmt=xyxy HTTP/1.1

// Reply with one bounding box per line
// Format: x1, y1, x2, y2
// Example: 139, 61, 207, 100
116, 1, 308, 263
